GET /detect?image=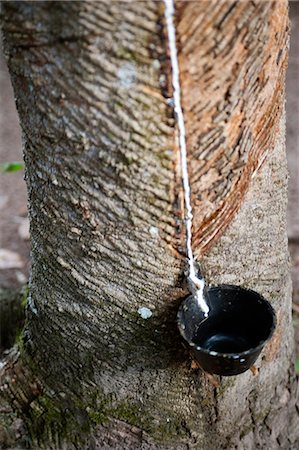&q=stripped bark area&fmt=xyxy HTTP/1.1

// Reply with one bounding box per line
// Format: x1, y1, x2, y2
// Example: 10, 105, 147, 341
0, 1, 298, 449
175, 0, 289, 255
